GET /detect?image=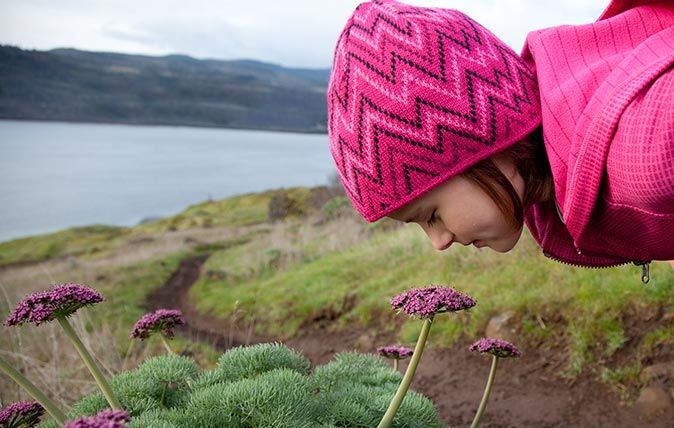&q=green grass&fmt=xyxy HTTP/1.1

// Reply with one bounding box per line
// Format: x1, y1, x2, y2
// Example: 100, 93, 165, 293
0, 187, 320, 384
600, 364, 641, 402
0, 245, 223, 406
89, 252, 187, 336
0, 187, 314, 266
640, 324, 674, 360
138, 187, 313, 233
0, 225, 131, 266
599, 324, 674, 402
84, 246, 229, 366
